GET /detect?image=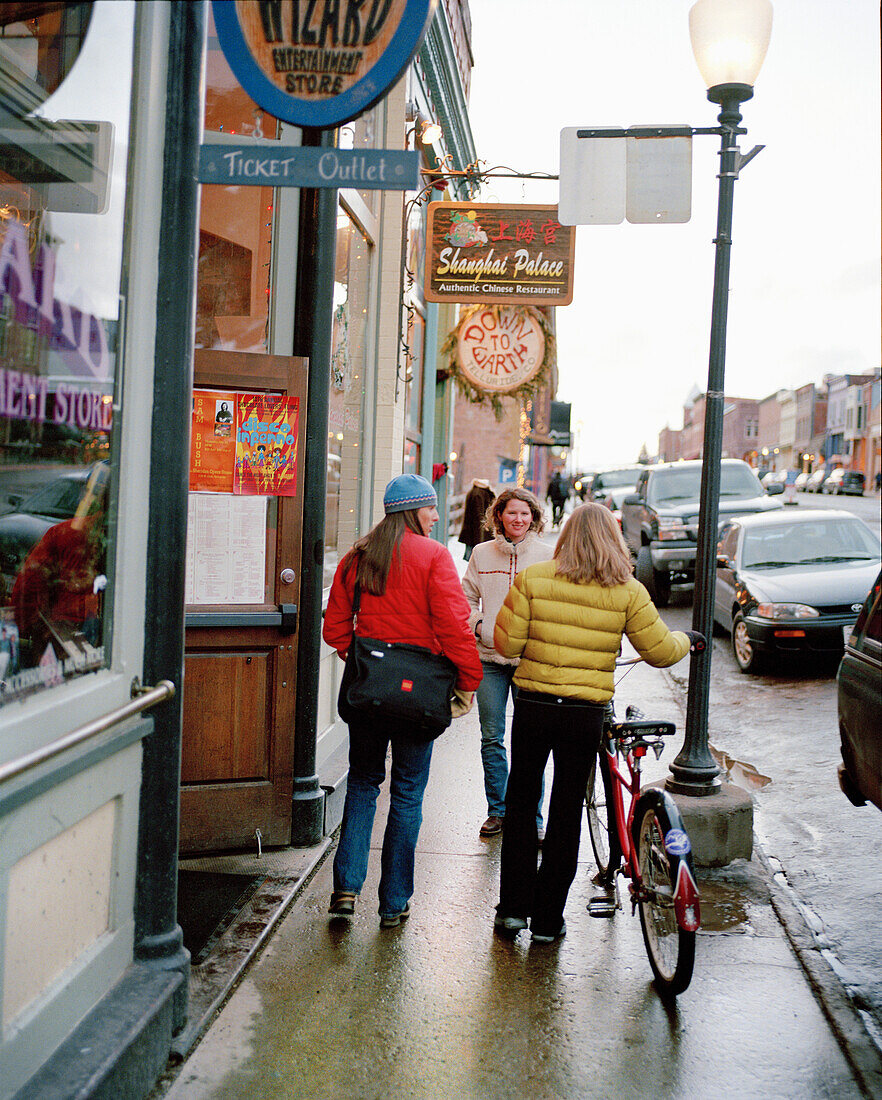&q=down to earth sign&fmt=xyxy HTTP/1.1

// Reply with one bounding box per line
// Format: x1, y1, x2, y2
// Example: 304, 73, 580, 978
456, 307, 546, 395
